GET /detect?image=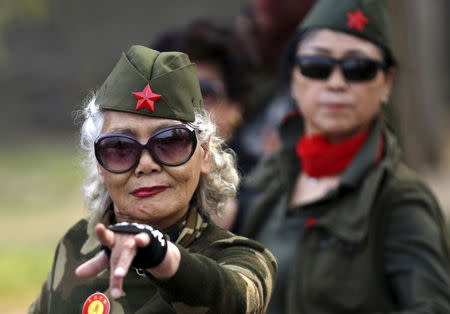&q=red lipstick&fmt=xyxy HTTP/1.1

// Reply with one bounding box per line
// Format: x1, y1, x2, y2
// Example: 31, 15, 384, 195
326, 103, 346, 110
131, 186, 166, 198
